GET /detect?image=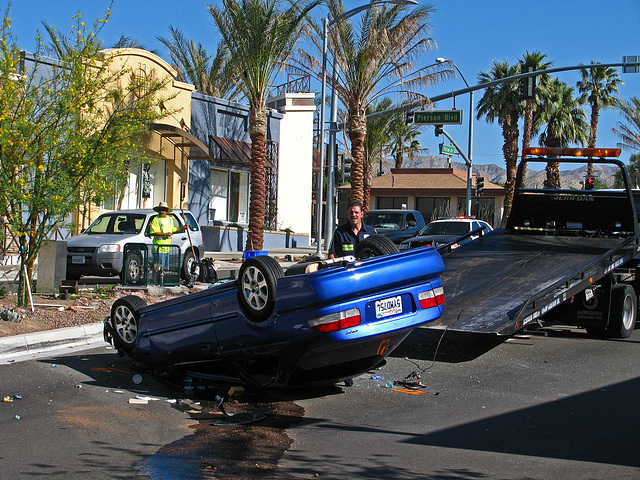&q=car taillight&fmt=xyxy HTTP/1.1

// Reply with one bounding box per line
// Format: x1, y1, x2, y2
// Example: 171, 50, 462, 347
419, 287, 445, 309
309, 308, 361, 333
